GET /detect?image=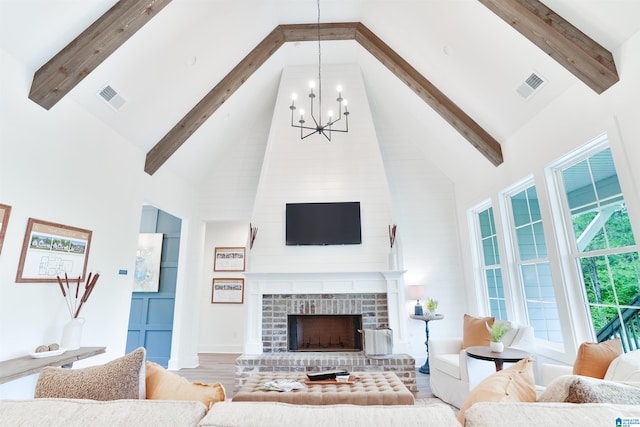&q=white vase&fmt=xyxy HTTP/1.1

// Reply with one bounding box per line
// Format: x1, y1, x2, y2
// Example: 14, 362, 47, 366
490, 341, 504, 353
61, 317, 85, 350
